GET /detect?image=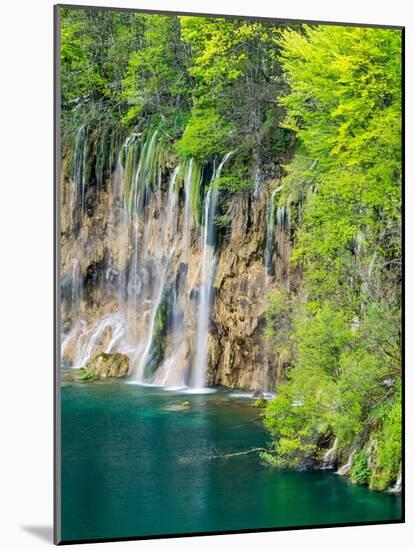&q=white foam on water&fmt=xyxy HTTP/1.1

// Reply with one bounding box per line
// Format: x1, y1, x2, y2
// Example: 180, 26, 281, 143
182, 387, 217, 395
